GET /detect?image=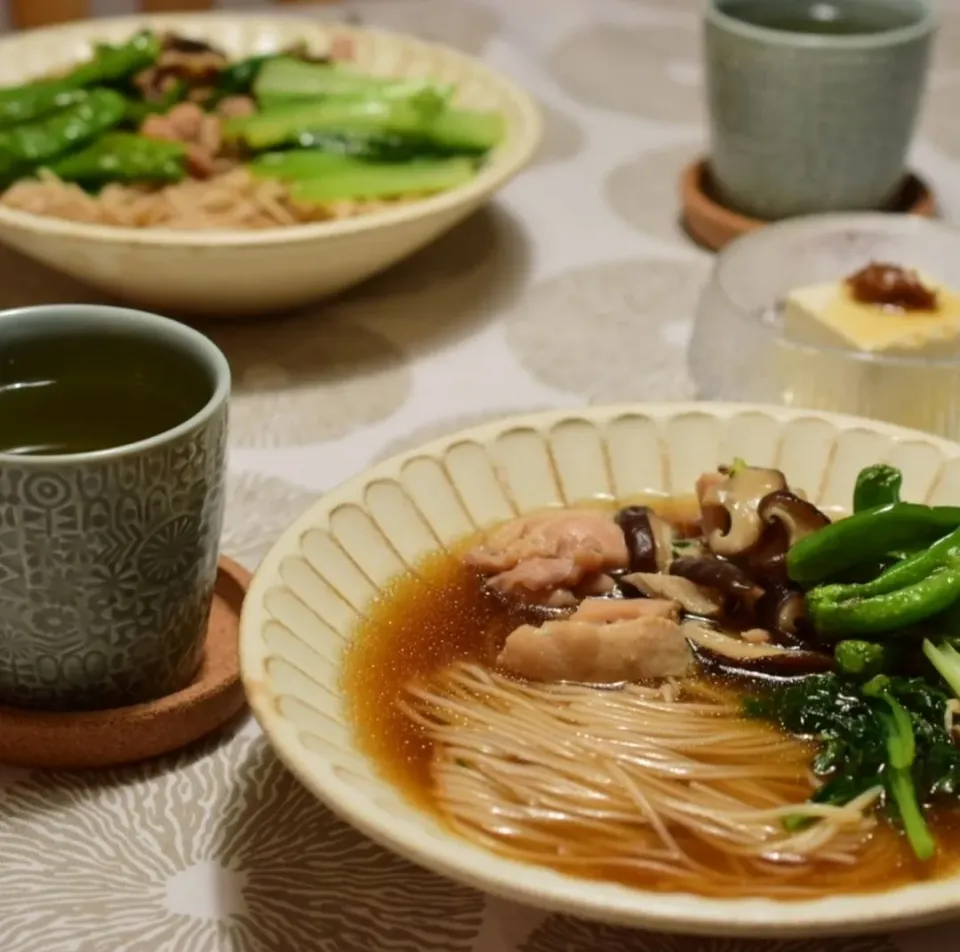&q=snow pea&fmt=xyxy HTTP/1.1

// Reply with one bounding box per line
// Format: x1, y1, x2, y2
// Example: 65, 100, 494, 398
0, 89, 126, 165
62, 31, 161, 88
0, 31, 159, 128
47, 133, 187, 185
